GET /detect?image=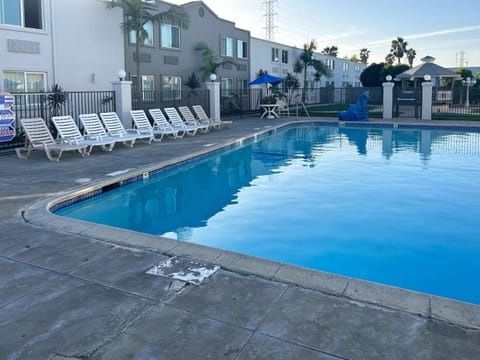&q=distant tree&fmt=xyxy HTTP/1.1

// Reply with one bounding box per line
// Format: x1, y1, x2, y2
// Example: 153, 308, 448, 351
359, 48, 370, 64
385, 53, 395, 65
389, 37, 408, 64
406, 48, 416, 68
106, 0, 189, 89
294, 39, 332, 101
321, 46, 339, 57
456, 68, 474, 80
455, 68, 475, 87
360, 63, 386, 87
348, 54, 361, 63
195, 42, 237, 80
381, 64, 410, 80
